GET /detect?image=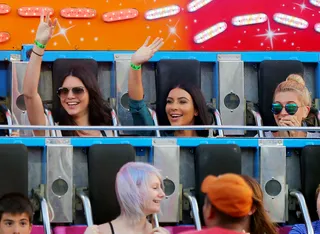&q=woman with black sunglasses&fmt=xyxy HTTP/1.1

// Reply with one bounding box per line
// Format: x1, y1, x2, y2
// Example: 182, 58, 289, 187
268, 74, 318, 138
23, 11, 113, 137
